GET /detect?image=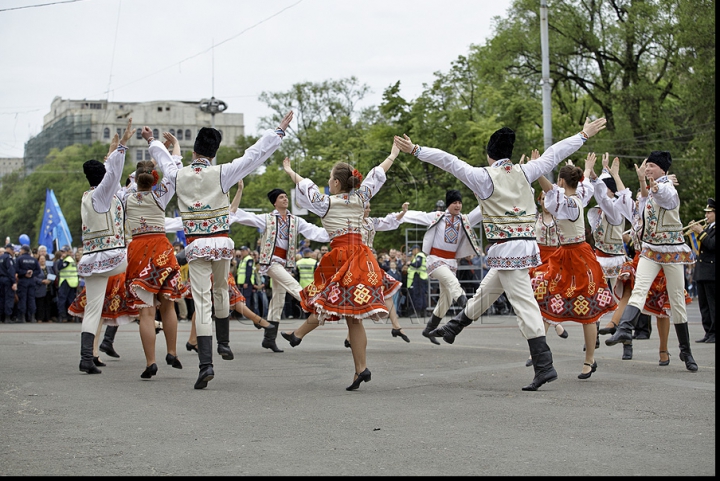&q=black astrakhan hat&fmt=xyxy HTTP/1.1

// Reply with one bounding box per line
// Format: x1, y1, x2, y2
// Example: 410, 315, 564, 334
267, 188, 287, 206
486, 127, 516, 161
194, 127, 222, 158
647, 151, 672, 173
83, 159, 106, 187
445, 190, 463, 206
